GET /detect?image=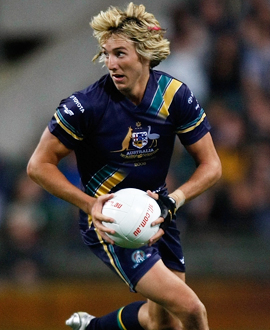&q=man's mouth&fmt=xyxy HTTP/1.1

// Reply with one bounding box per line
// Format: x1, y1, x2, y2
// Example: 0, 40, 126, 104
112, 74, 125, 82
